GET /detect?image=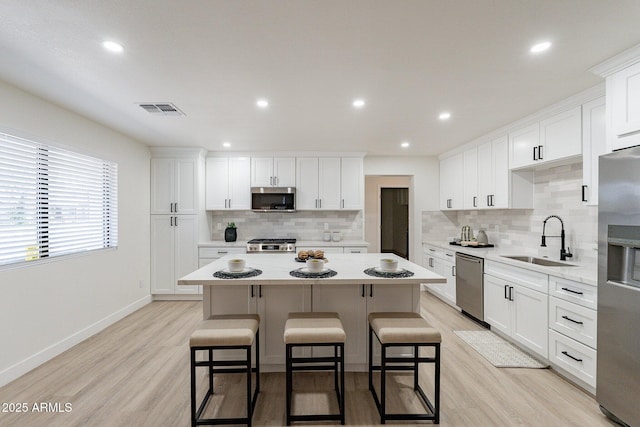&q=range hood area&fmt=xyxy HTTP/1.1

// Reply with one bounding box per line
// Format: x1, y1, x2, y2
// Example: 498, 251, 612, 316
251, 187, 296, 212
